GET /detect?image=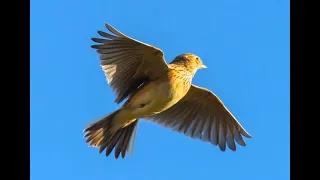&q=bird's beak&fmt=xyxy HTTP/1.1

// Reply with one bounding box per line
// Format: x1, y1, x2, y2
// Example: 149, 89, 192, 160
200, 64, 207, 69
